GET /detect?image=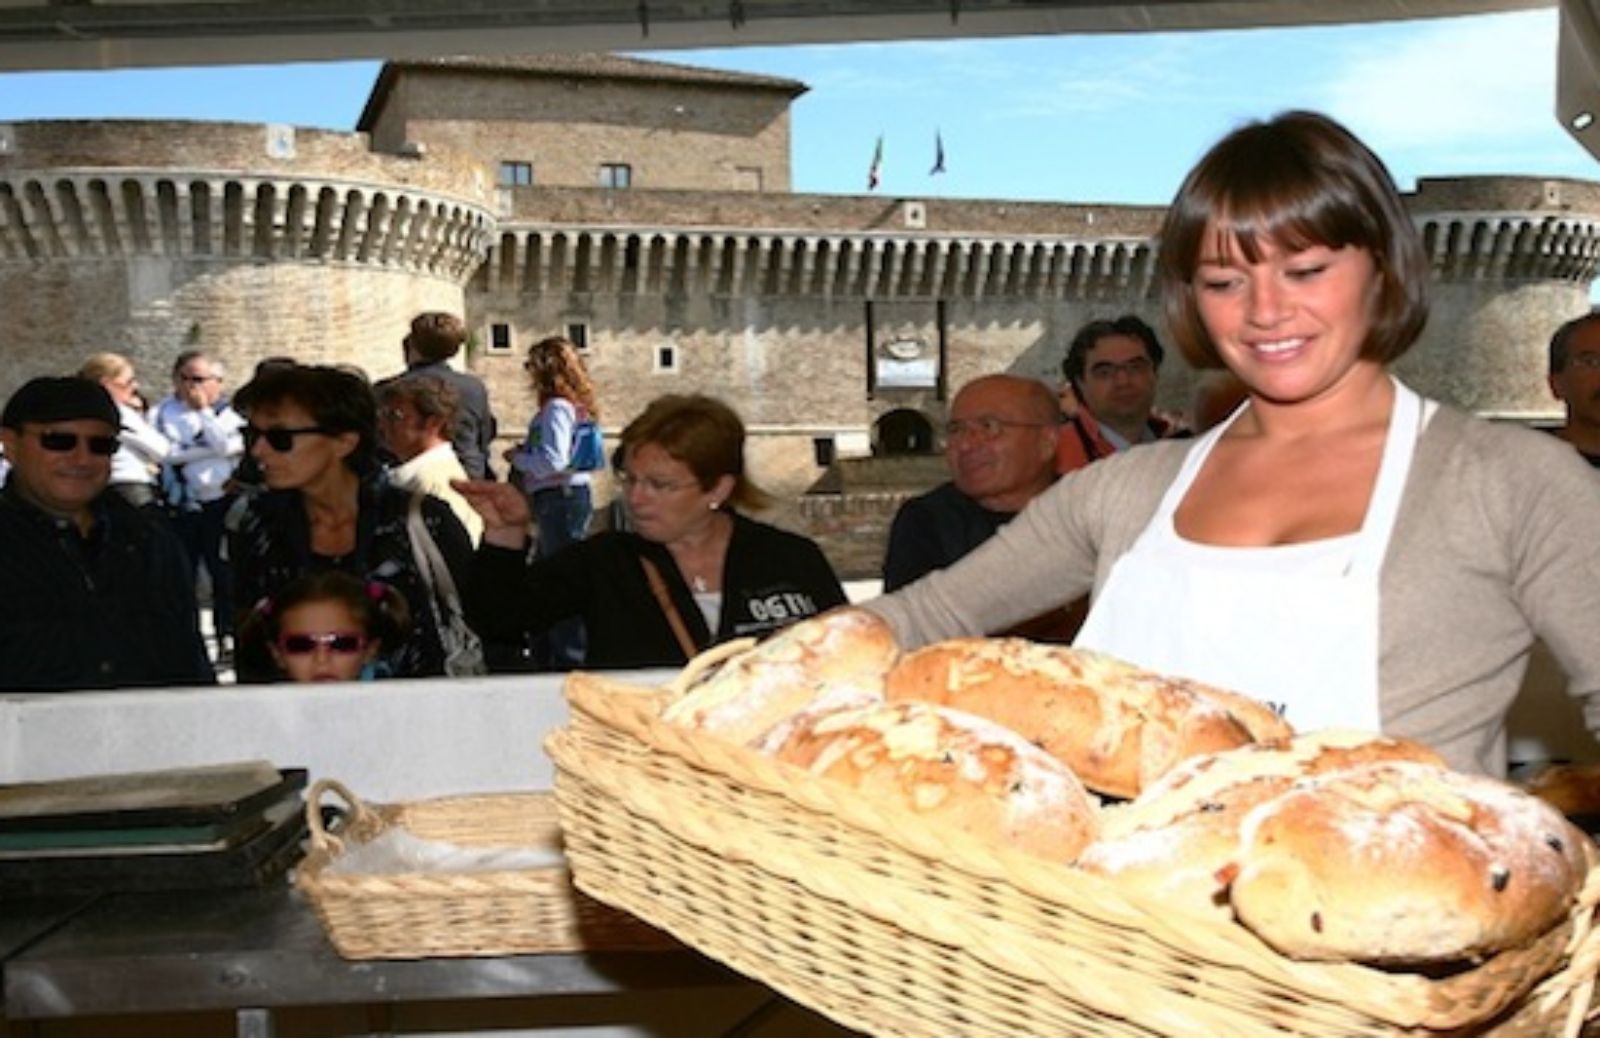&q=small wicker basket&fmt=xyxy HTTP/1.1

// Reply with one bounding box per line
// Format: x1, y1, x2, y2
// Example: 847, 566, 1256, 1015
550, 670, 1600, 1037
296, 779, 675, 960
